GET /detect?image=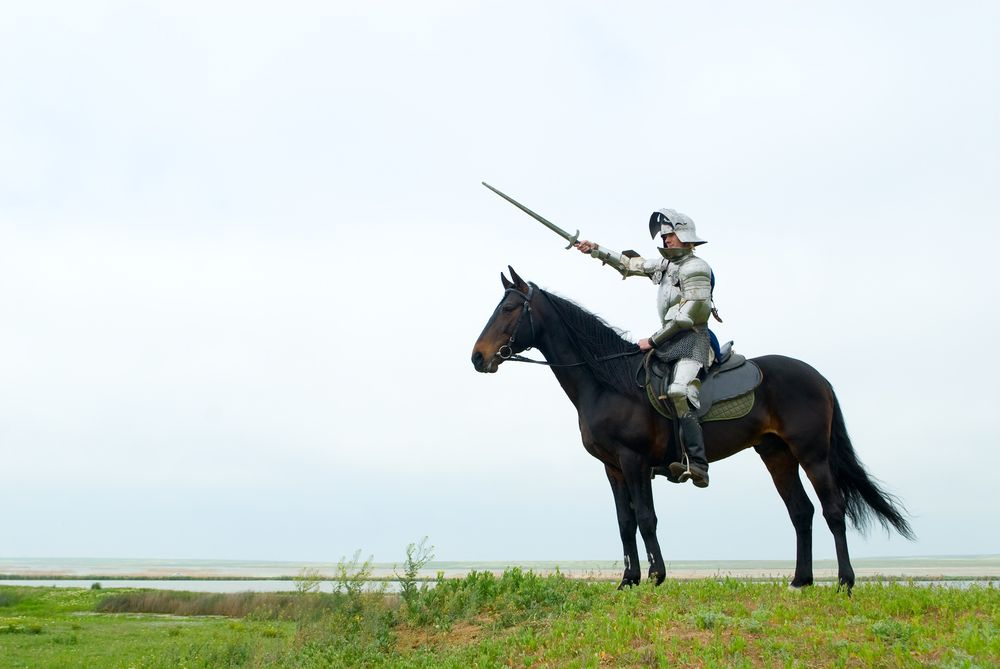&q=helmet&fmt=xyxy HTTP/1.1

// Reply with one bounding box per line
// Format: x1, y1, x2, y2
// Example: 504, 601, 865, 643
648, 209, 706, 245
